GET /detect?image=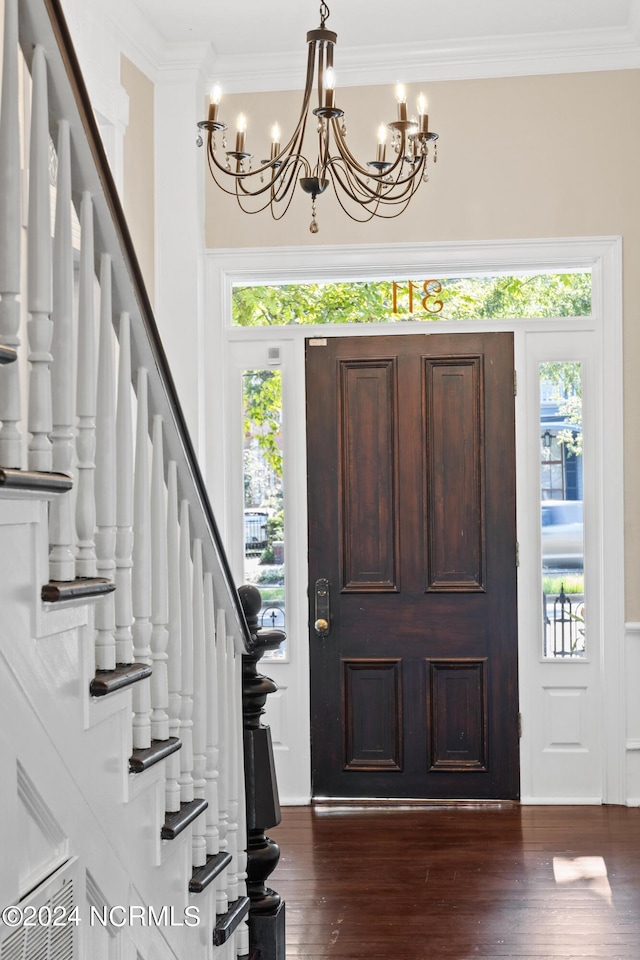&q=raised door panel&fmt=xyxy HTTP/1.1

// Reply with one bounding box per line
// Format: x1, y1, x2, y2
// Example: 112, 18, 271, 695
343, 659, 403, 771
424, 357, 485, 592
339, 360, 399, 592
